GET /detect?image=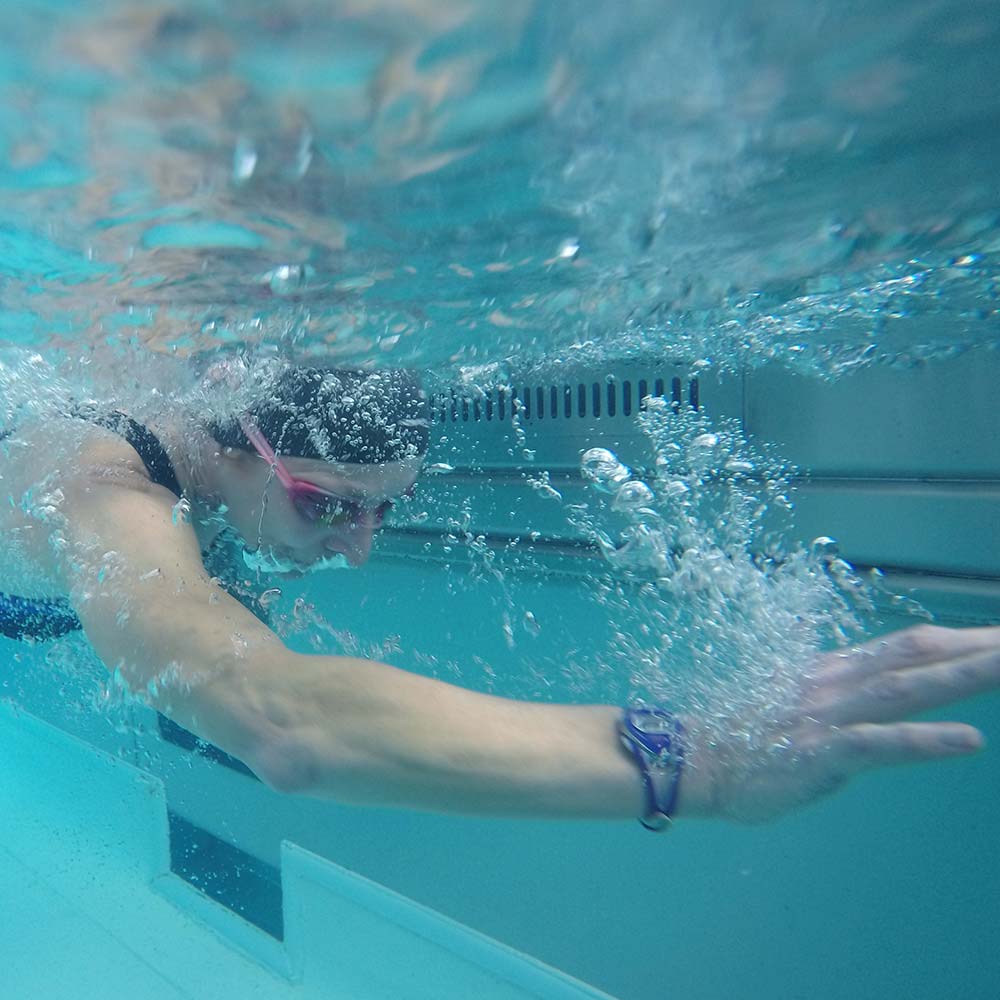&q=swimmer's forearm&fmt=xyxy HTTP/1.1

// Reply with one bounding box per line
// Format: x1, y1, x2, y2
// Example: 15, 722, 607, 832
248, 650, 713, 821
